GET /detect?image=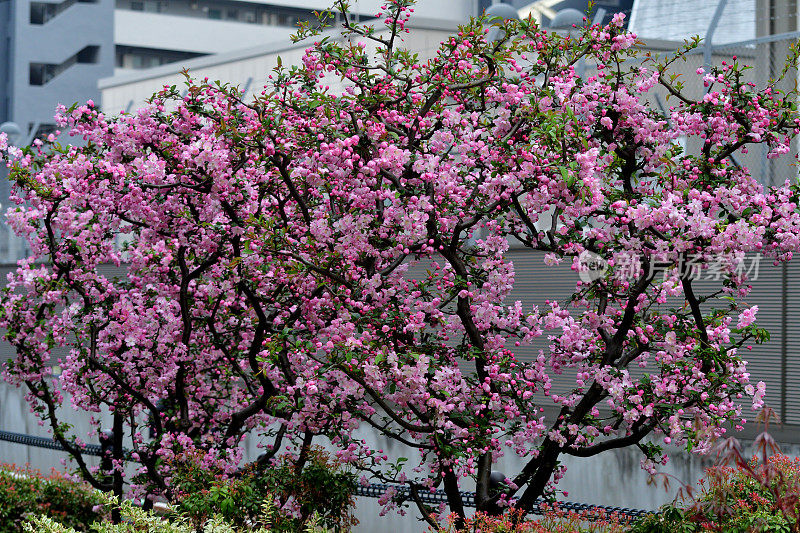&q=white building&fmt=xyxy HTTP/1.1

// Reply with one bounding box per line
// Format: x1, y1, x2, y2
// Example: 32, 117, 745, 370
113, 0, 480, 75
101, 15, 461, 114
